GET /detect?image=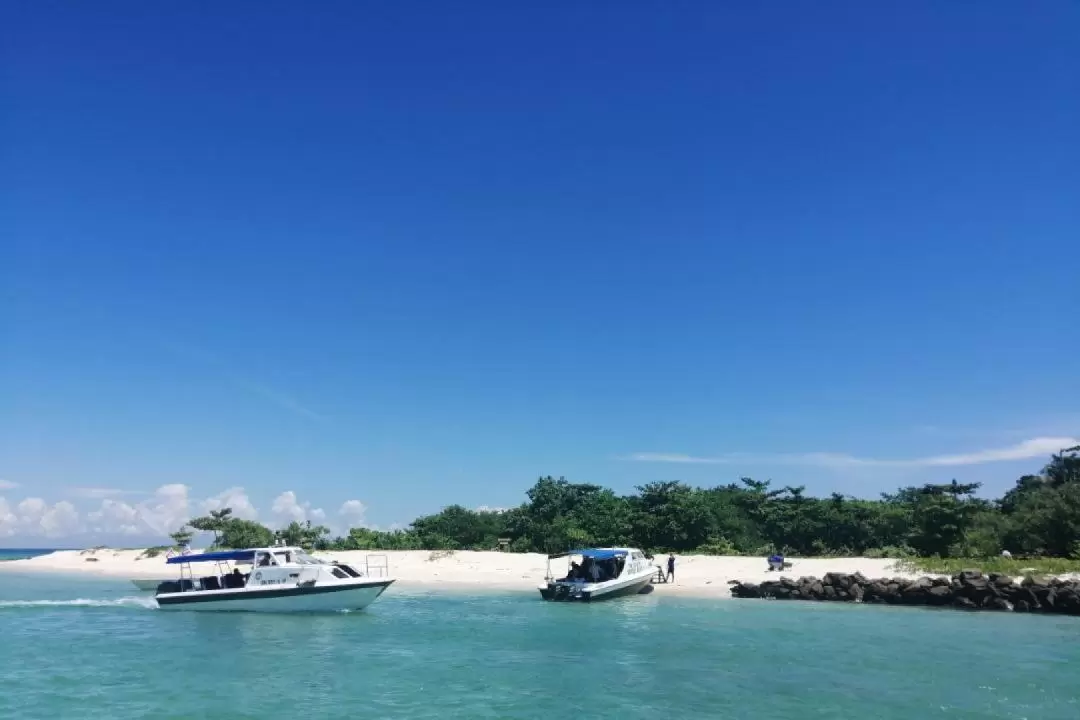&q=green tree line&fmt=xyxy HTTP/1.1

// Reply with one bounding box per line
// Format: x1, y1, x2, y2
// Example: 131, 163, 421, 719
181, 447, 1080, 559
